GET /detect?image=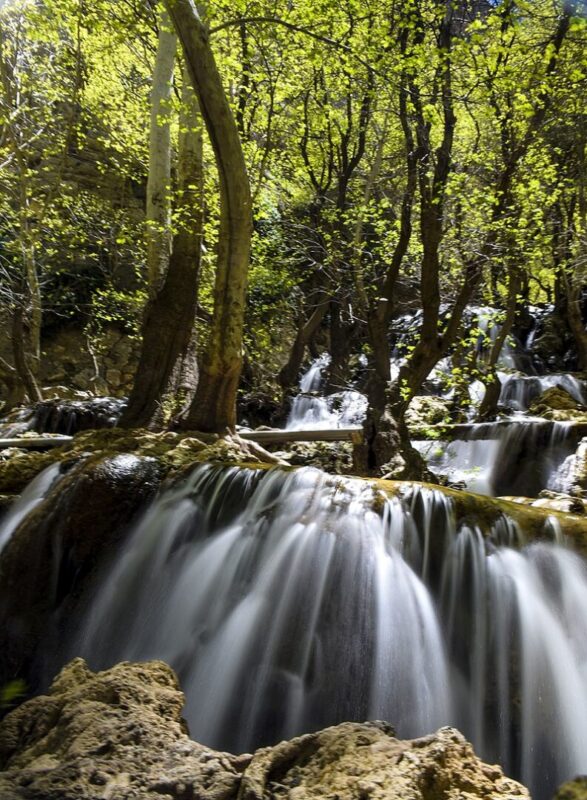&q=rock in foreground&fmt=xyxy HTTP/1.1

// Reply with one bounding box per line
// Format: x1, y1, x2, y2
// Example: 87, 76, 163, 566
0, 658, 529, 800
